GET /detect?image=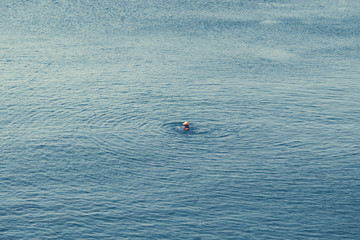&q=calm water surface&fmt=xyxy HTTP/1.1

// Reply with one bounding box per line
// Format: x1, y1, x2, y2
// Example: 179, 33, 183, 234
1, 0, 360, 239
